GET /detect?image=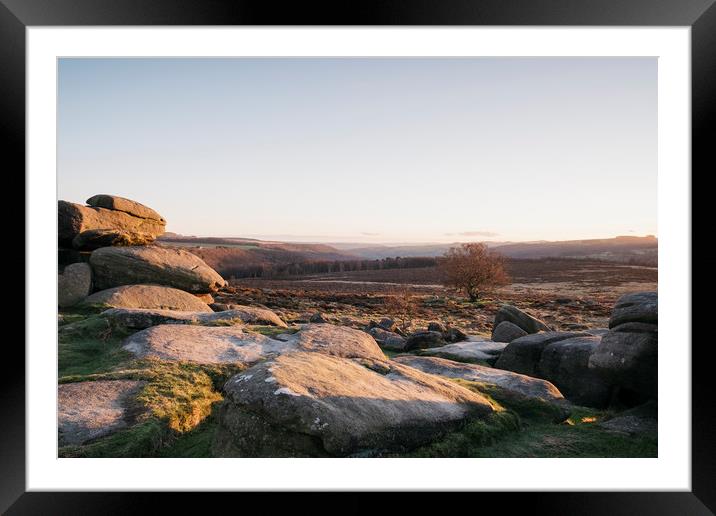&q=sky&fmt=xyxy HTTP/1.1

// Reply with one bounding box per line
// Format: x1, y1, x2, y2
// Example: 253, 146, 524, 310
58, 57, 657, 244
